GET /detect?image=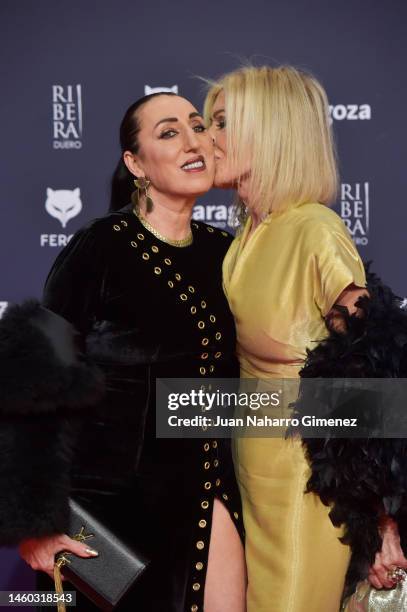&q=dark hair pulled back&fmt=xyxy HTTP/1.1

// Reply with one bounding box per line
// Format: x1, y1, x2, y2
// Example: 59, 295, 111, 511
109, 92, 176, 211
